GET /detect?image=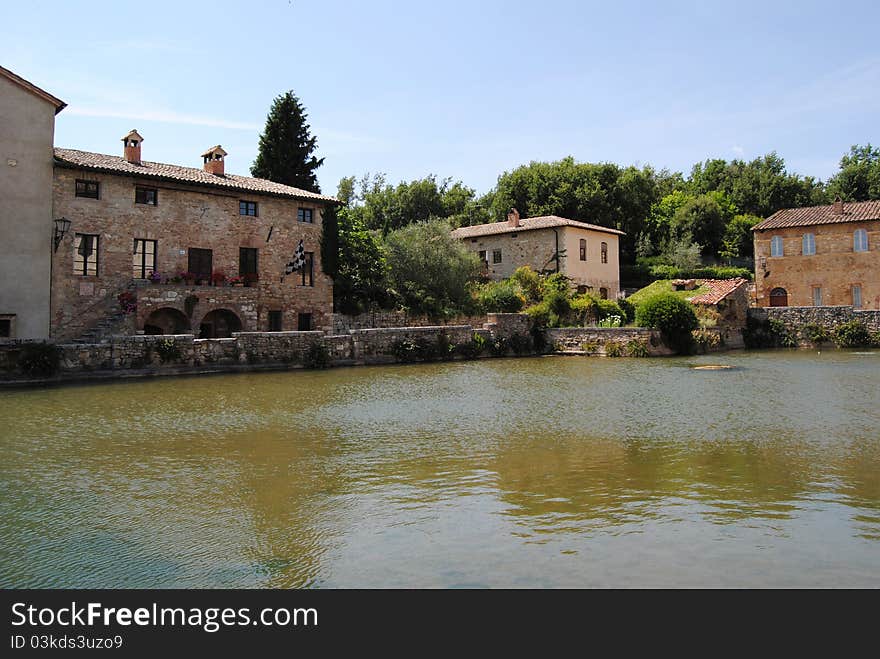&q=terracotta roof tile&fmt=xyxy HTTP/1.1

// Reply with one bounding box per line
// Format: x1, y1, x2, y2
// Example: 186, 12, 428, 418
753, 200, 880, 231
53, 148, 338, 203
451, 215, 625, 239
688, 278, 749, 305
